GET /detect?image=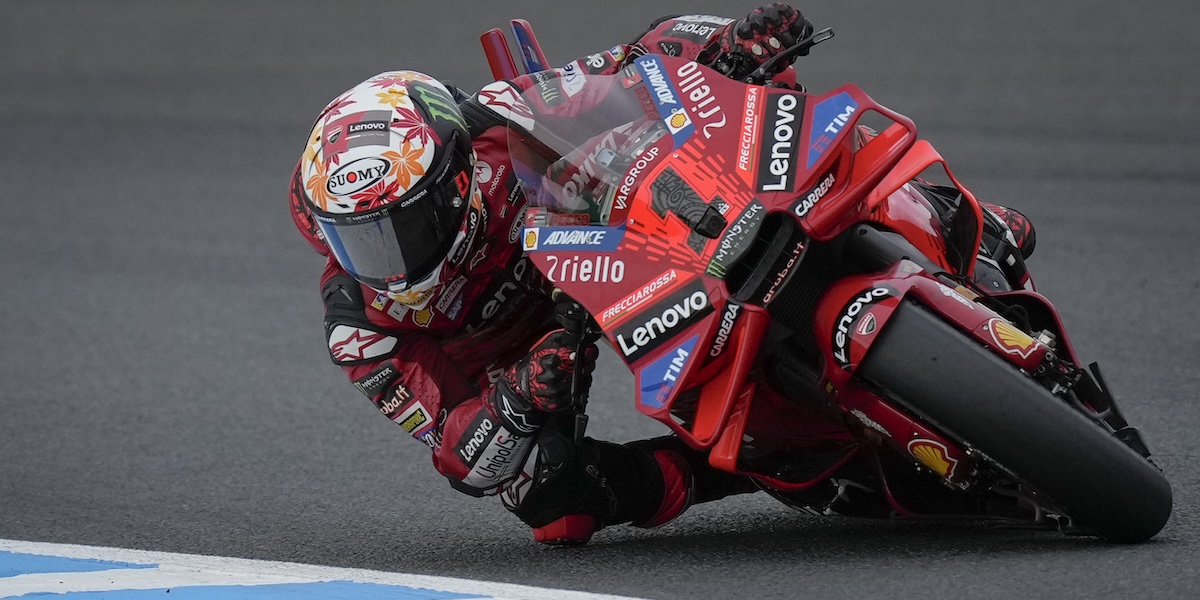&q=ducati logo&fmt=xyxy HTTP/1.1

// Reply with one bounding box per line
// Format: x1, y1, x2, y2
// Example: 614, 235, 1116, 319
855, 313, 877, 336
